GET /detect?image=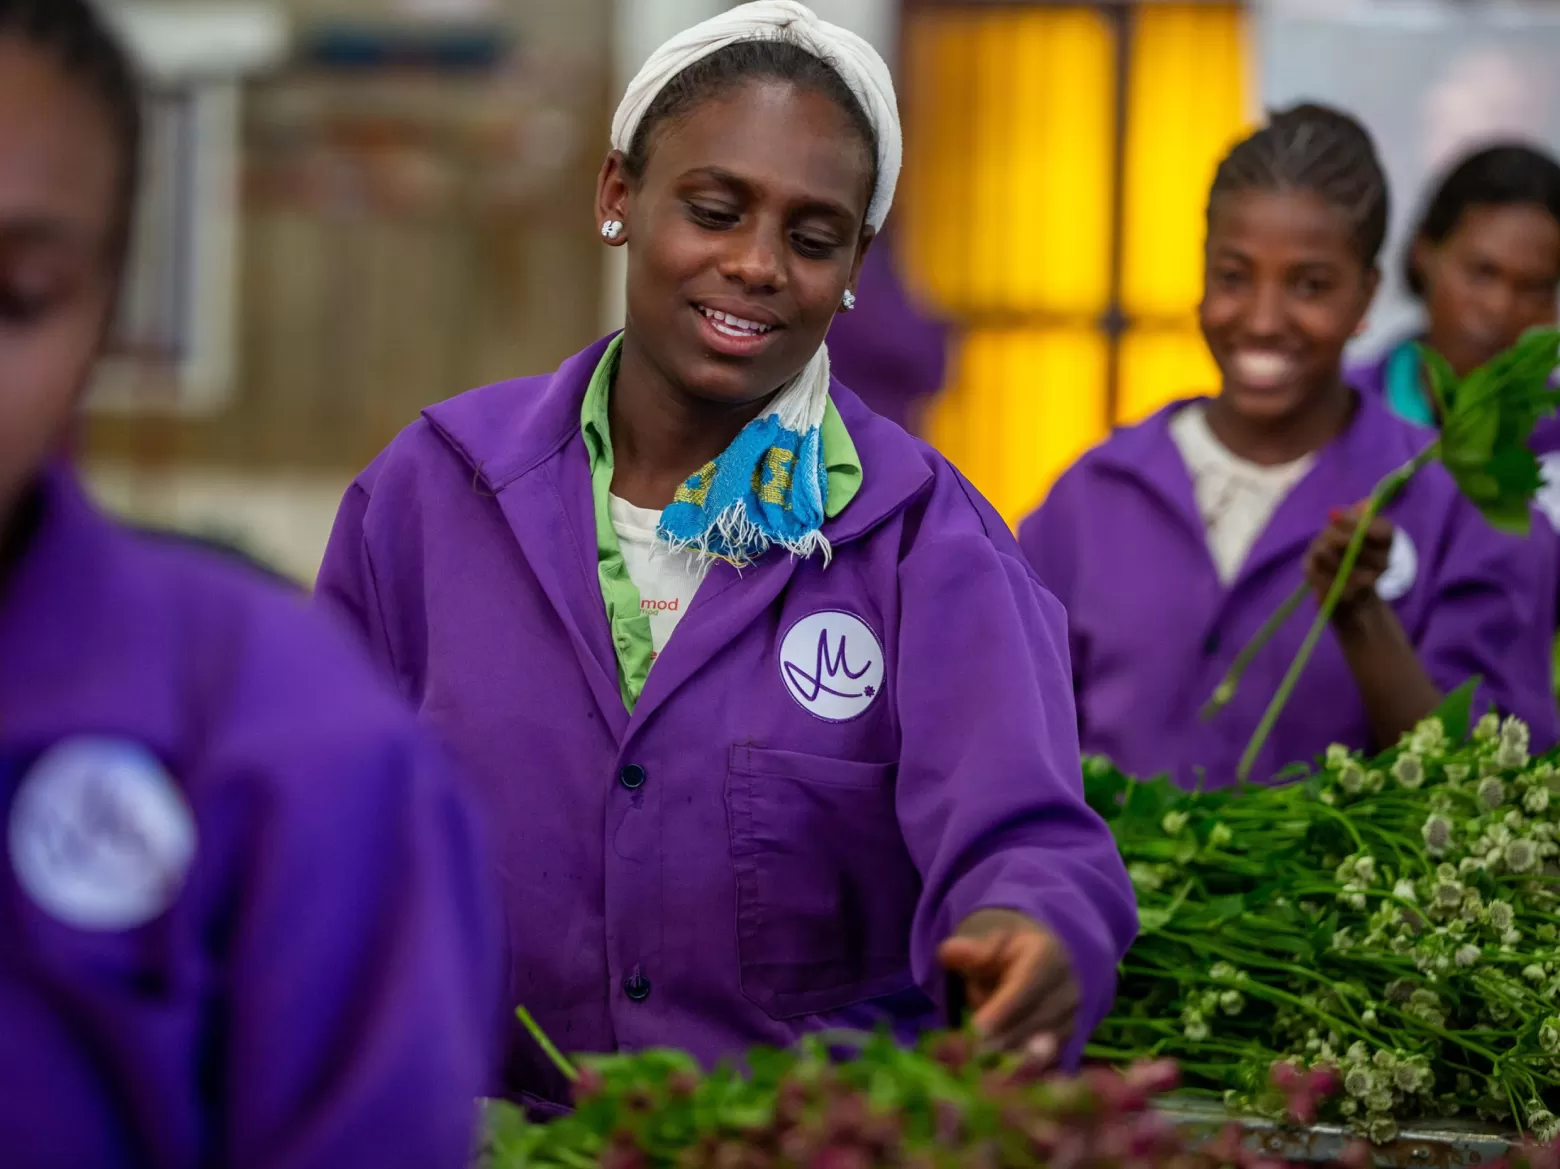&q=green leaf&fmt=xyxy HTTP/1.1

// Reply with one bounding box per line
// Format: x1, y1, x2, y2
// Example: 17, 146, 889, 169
1416, 342, 1460, 419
